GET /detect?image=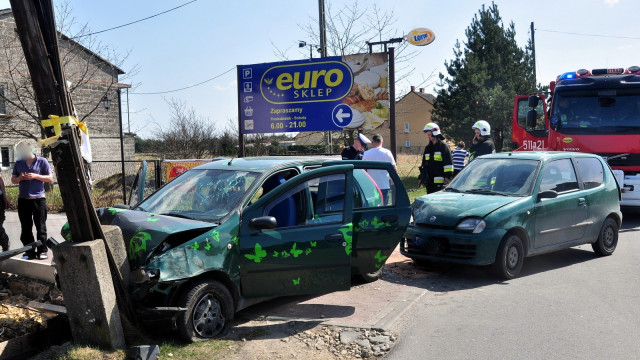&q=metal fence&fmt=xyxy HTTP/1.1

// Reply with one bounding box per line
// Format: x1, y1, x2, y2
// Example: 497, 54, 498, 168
1, 160, 162, 212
